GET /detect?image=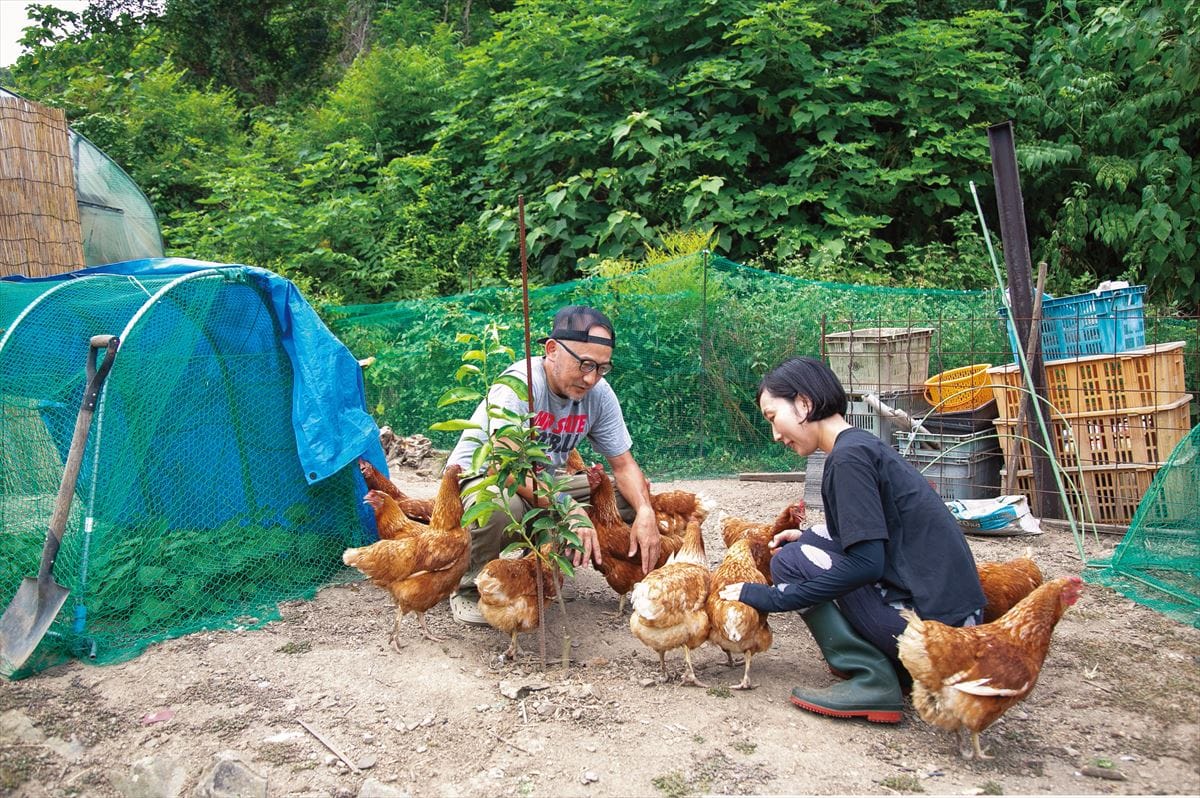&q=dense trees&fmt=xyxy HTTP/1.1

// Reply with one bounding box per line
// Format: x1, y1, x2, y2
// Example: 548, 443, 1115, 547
1013, 0, 1198, 301
5, 0, 1196, 308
